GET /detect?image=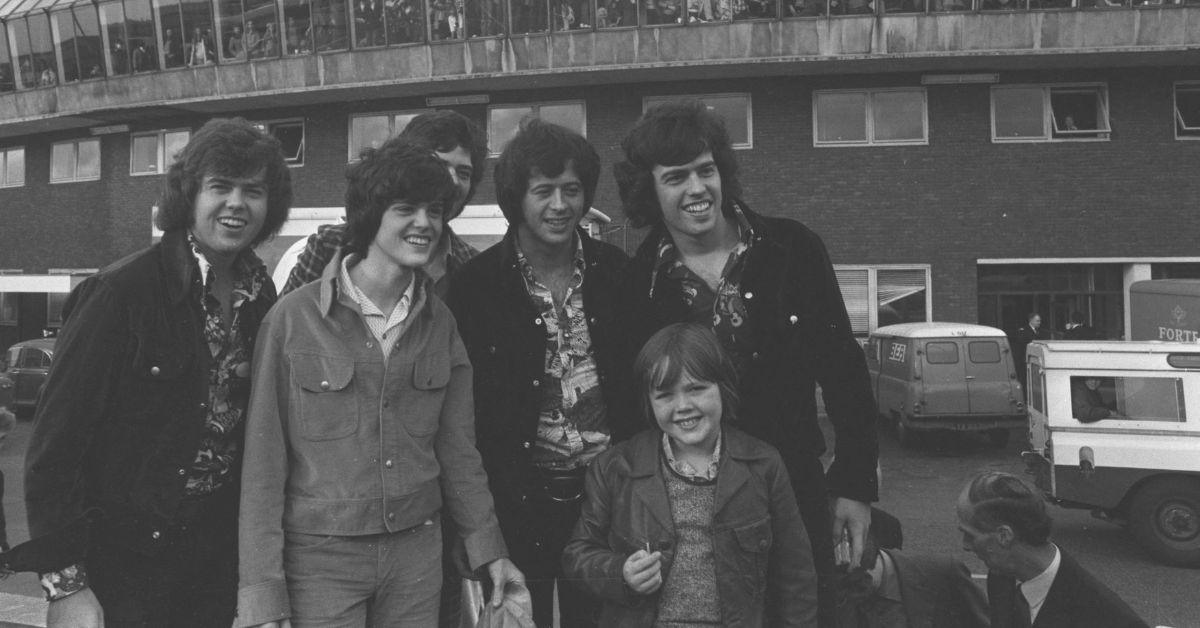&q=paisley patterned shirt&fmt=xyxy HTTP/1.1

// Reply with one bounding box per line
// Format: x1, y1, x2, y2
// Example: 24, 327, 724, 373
515, 236, 611, 471
652, 203, 756, 373
186, 233, 270, 496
